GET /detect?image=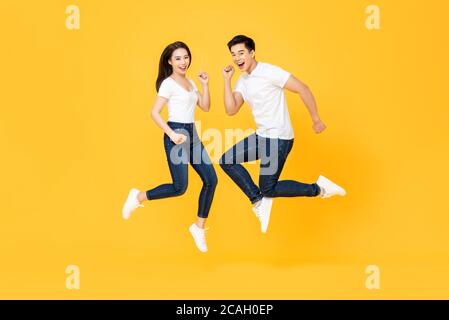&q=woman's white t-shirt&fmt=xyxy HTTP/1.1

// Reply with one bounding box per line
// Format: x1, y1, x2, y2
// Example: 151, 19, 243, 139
234, 62, 294, 139
158, 77, 198, 123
